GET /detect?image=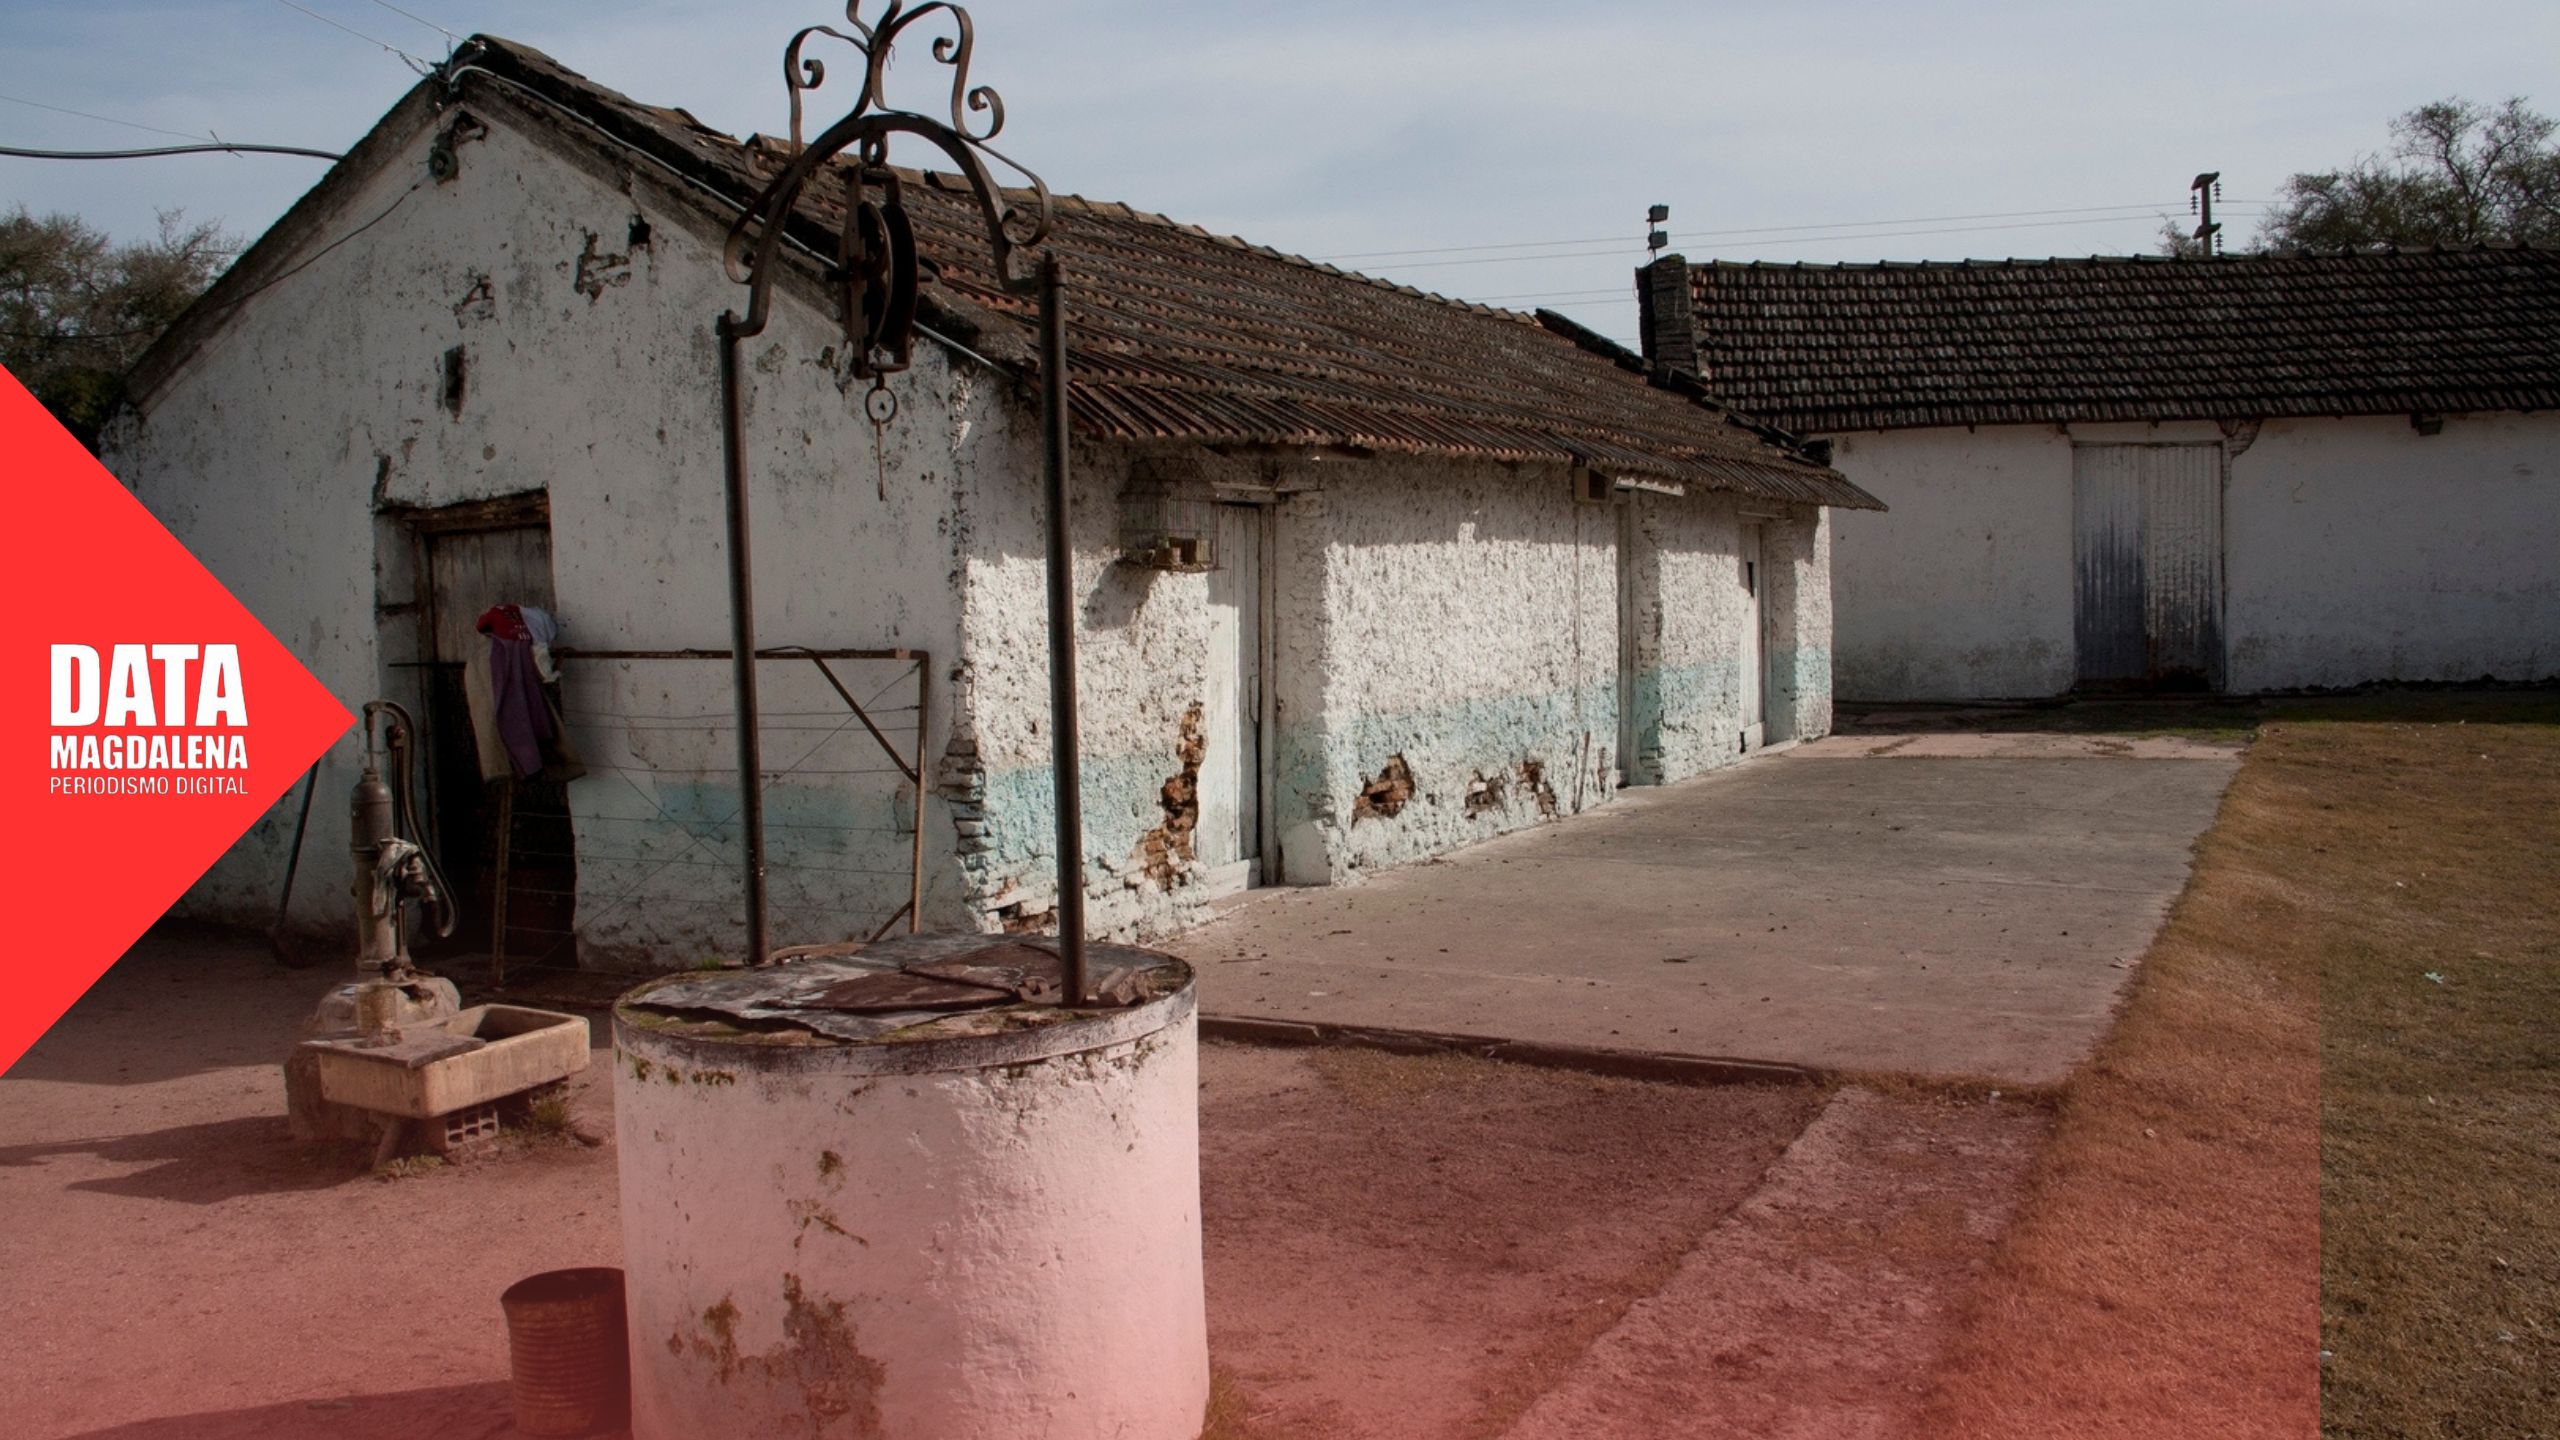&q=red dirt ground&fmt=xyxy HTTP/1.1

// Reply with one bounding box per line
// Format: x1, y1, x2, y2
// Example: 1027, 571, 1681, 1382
5, 927, 1854, 1440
